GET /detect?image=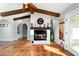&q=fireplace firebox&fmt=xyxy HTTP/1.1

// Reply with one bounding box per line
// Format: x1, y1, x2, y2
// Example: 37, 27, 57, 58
34, 30, 47, 41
